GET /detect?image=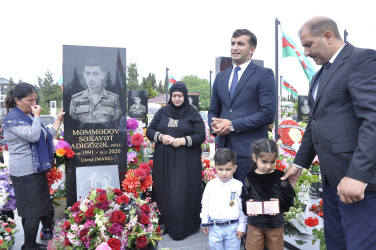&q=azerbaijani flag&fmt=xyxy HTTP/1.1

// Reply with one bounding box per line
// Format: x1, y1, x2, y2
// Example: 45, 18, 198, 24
282, 78, 298, 98
282, 31, 316, 82
57, 74, 63, 91
168, 74, 177, 89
